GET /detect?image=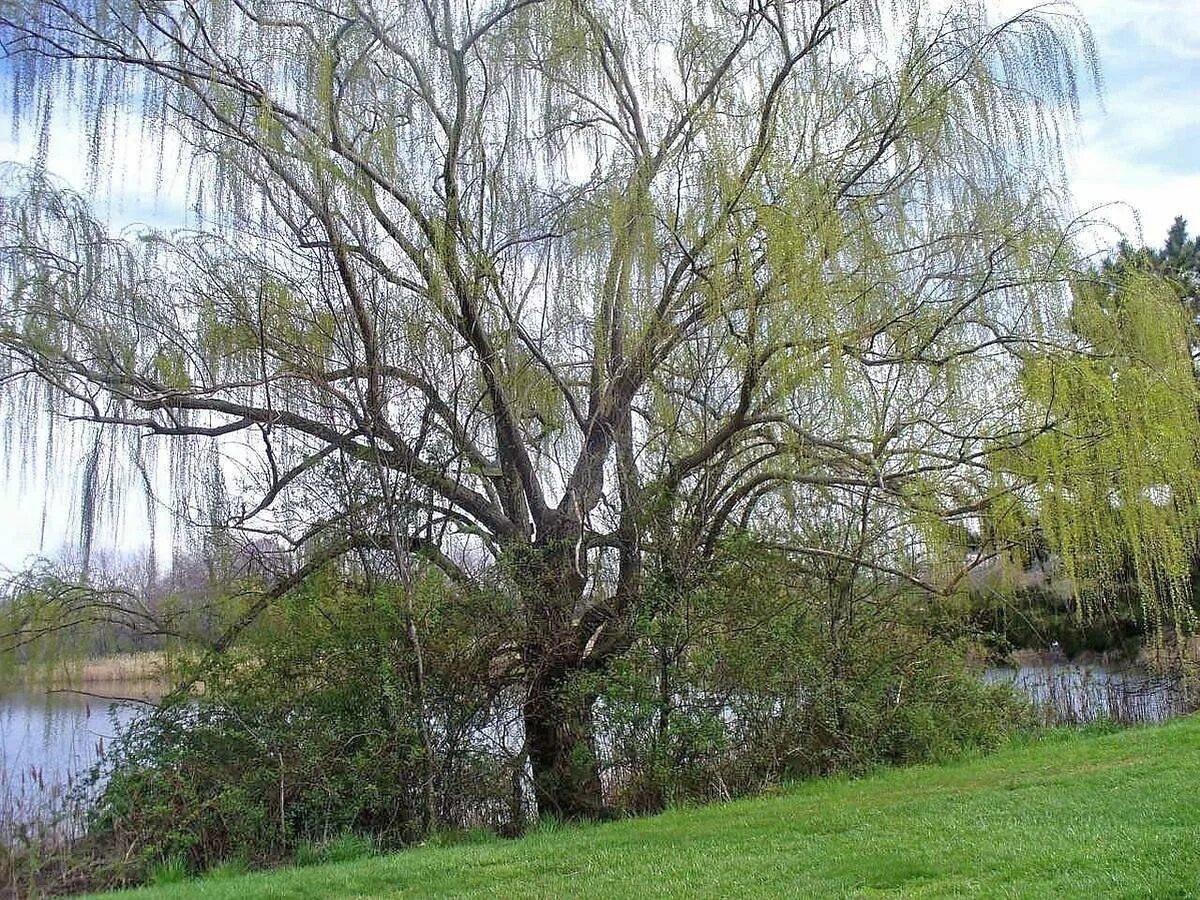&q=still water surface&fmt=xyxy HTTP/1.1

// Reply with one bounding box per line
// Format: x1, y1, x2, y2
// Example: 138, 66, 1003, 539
1, 690, 149, 833
984, 664, 1187, 723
